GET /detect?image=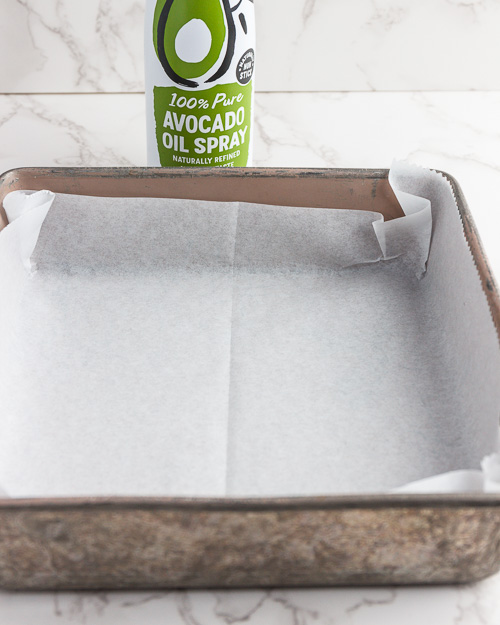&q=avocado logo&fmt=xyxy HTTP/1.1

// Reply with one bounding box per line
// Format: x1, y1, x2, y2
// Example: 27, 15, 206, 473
154, 0, 252, 88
